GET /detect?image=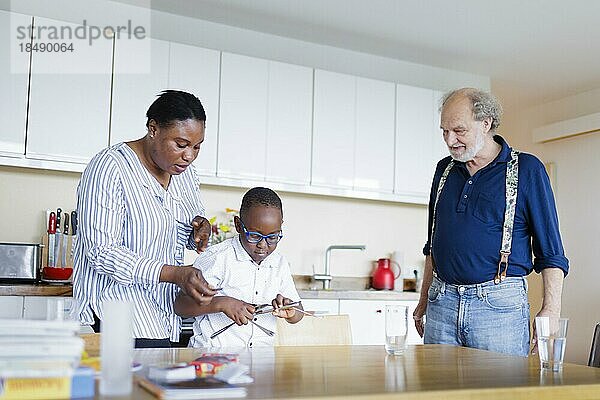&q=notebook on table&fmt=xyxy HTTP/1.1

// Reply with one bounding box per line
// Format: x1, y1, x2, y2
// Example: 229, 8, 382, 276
137, 374, 247, 400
